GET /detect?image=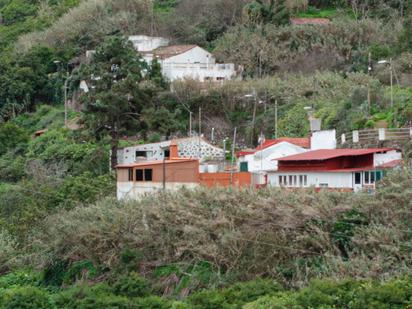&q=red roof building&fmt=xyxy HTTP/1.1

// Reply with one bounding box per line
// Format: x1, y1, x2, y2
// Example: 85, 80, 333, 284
268, 148, 402, 191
